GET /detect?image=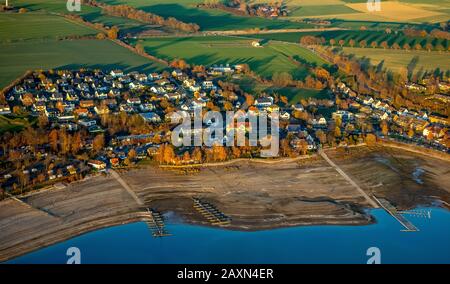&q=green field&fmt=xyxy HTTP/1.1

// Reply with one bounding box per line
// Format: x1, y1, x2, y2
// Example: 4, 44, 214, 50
0, 13, 96, 42
0, 115, 34, 134
0, 10, 164, 88
132, 36, 327, 80
342, 47, 450, 74
267, 87, 330, 104
289, 4, 359, 18
233, 75, 330, 102
0, 40, 164, 88
16, 0, 155, 35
